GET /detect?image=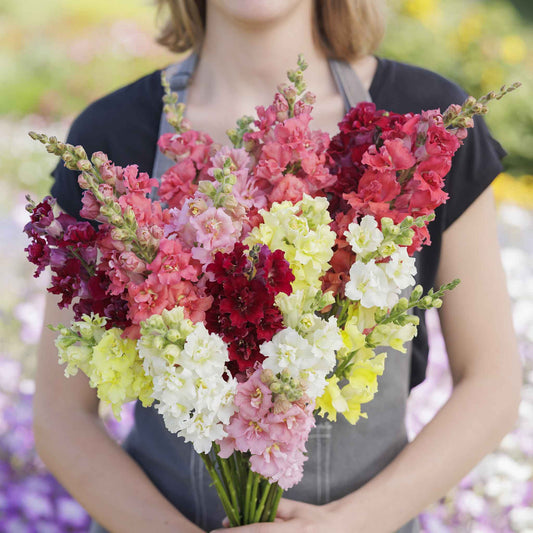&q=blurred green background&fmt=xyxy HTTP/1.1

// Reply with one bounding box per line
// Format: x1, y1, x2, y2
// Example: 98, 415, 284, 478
1, 0, 532, 531
1, 0, 532, 195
